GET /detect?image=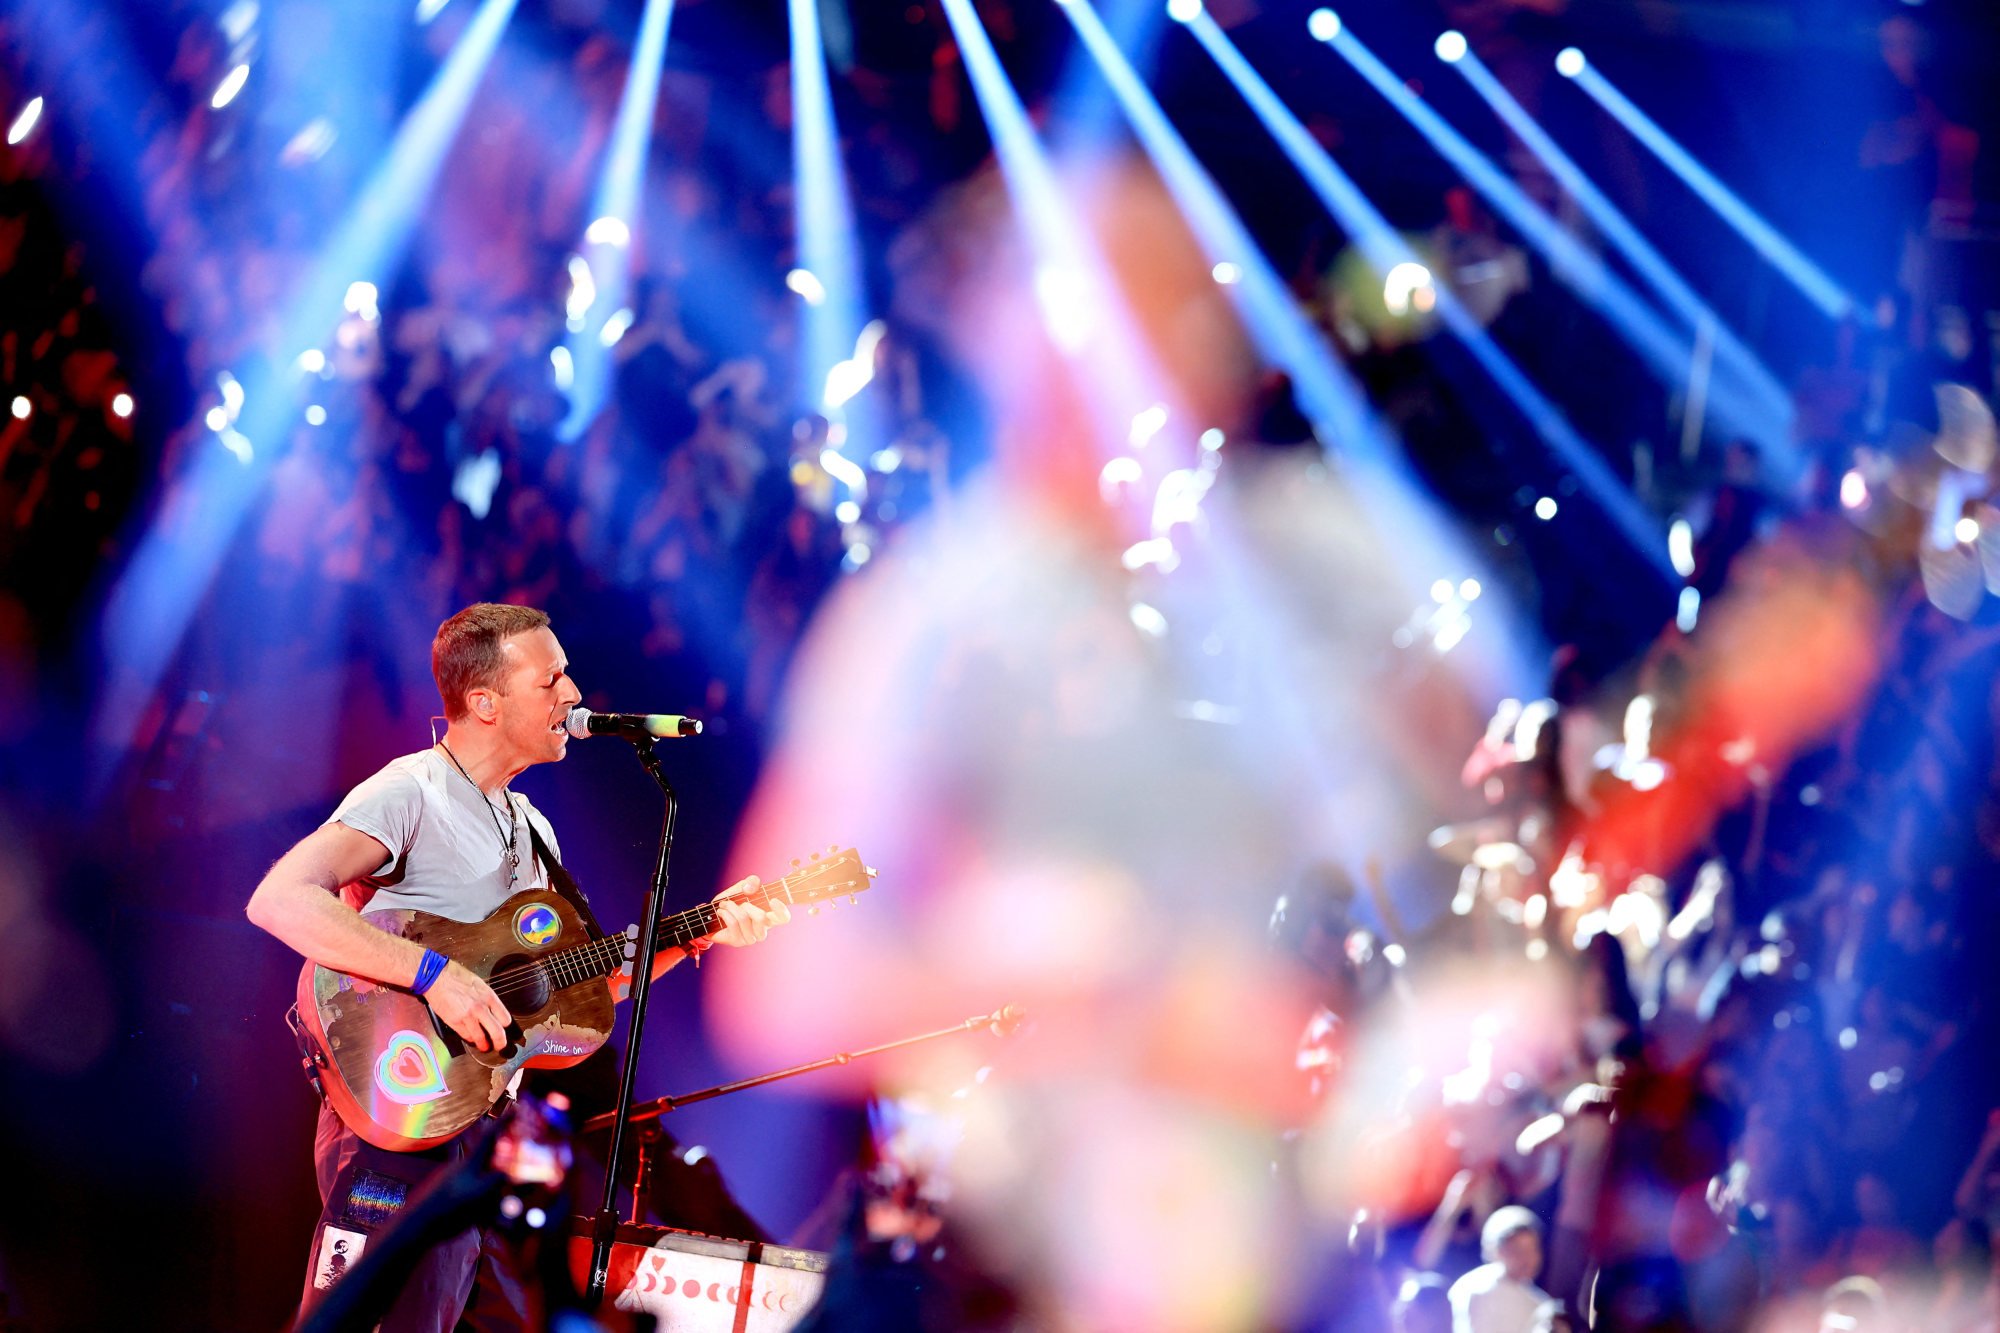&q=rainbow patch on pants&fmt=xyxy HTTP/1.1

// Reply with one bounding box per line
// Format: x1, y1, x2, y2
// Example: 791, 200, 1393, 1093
513, 902, 561, 948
